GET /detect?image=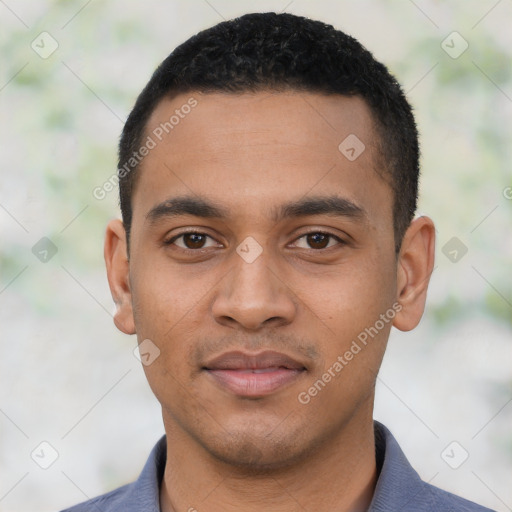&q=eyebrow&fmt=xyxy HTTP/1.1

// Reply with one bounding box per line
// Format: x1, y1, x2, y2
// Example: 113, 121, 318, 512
146, 194, 367, 225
